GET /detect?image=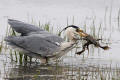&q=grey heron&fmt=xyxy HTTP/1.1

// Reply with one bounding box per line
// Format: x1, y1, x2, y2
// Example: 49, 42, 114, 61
5, 19, 87, 63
